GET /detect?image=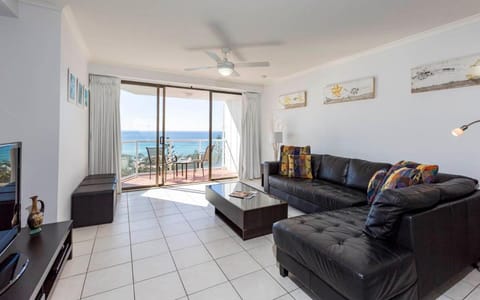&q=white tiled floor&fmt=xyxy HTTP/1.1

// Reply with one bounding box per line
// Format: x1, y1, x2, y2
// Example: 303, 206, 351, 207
52, 181, 480, 300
